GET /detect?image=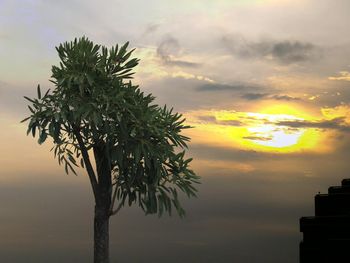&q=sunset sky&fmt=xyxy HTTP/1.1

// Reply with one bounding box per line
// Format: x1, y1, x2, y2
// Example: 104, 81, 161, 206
1, 0, 350, 262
